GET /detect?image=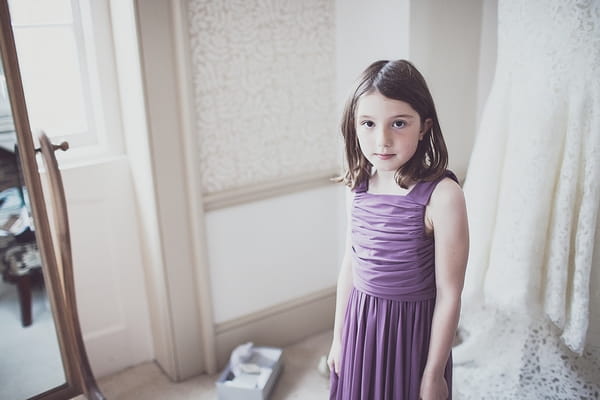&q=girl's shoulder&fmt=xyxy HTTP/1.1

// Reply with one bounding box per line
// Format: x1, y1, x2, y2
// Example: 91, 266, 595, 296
410, 170, 460, 205
436, 170, 459, 185
426, 173, 467, 233
428, 171, 465, 209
